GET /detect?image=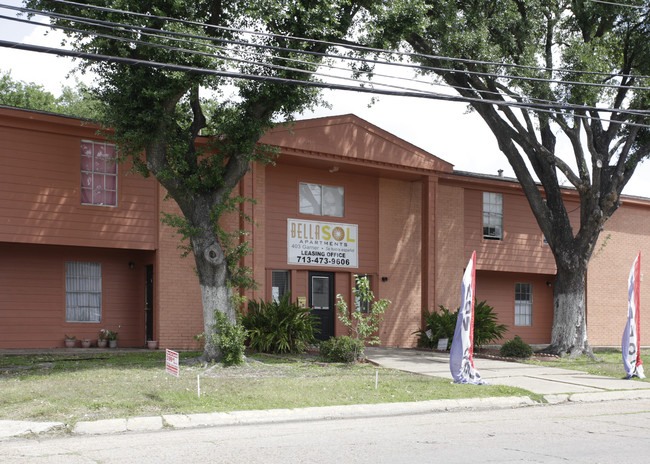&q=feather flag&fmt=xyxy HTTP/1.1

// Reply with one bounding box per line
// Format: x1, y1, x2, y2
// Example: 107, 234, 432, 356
450, 251, 485, 384
622, 252, 645, 379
